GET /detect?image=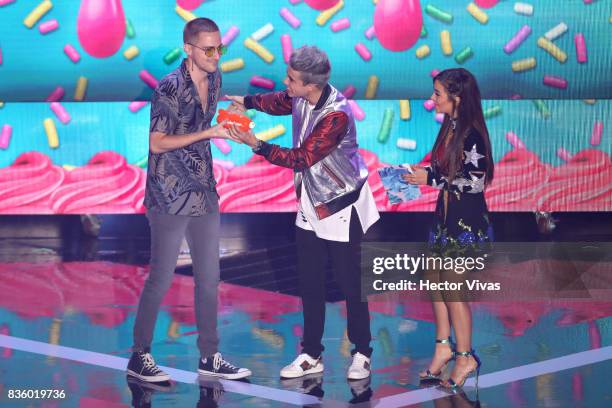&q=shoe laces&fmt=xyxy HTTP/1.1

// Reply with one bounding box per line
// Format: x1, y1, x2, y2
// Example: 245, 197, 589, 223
142, 353, 161, 373
212, 353, 238, 371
